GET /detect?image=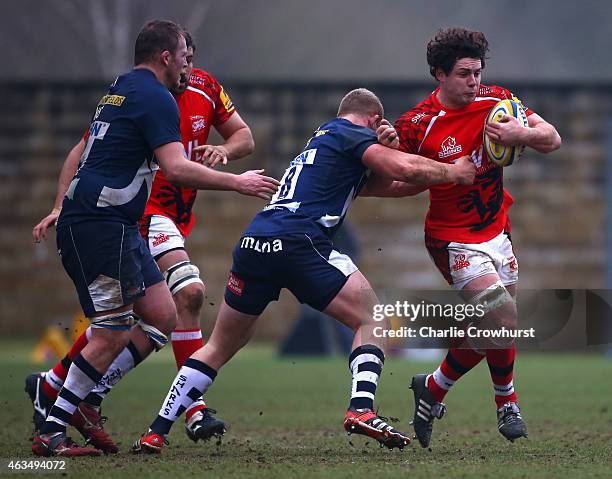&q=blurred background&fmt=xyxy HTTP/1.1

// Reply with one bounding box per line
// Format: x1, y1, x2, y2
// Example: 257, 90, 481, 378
1, 0, 611, 345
